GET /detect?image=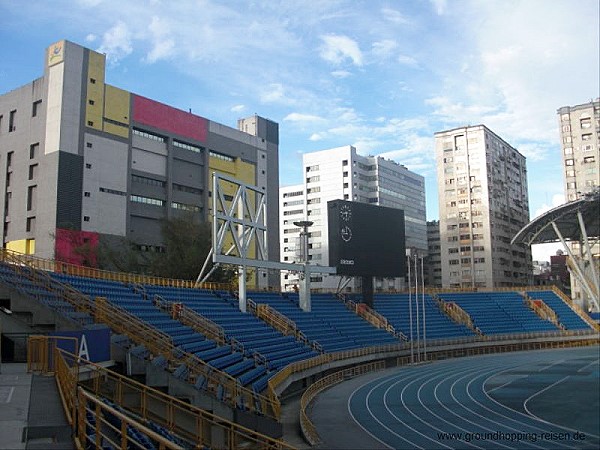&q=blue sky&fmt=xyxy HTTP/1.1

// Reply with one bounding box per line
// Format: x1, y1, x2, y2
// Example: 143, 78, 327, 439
1, 0, 598, 260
